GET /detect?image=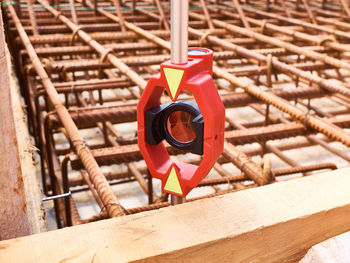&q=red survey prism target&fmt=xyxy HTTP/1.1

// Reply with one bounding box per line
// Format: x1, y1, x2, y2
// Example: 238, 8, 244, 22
137, 48, 225, 197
